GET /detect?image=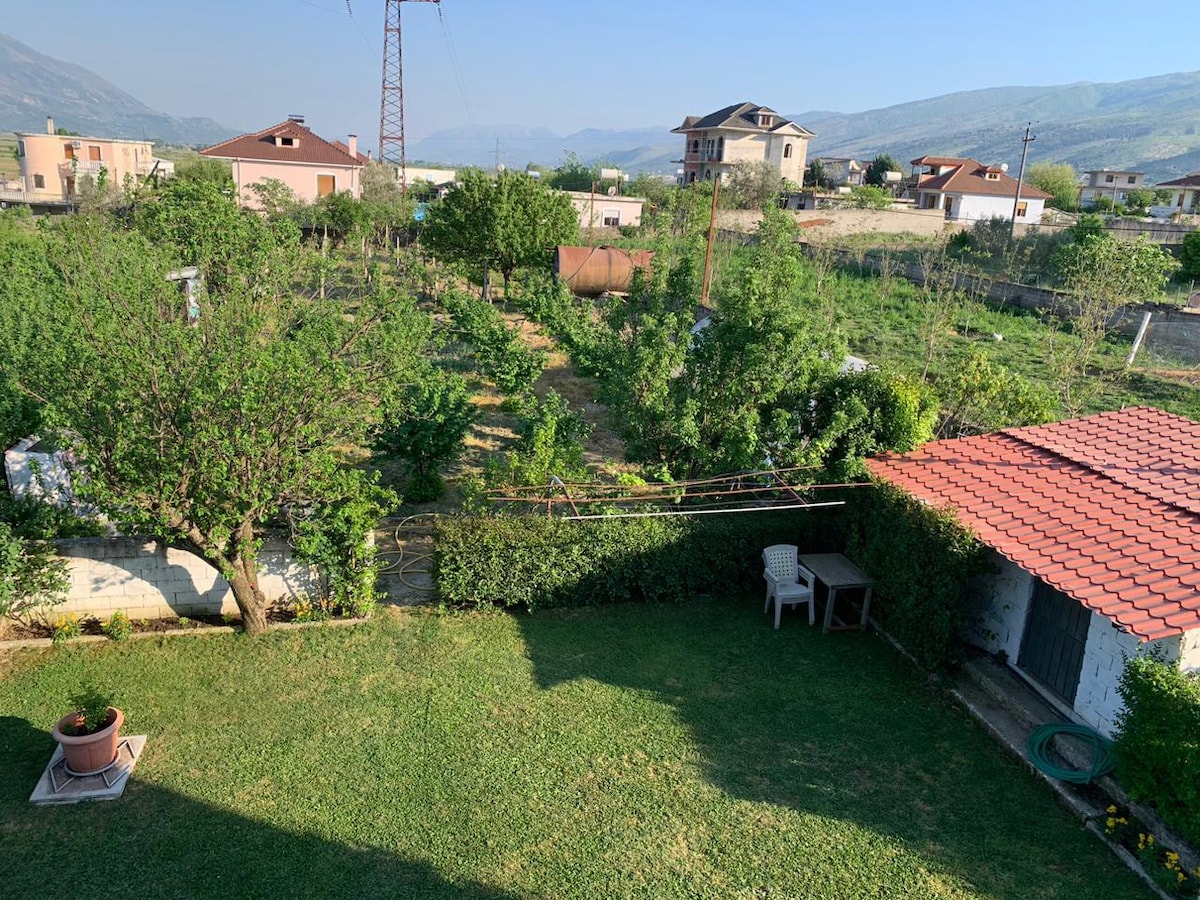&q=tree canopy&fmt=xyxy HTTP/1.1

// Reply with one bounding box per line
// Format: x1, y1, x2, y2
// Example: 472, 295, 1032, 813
1026, 162, 1079, 211
864, 154, 902, 187
0, 189, 435, 634
422, 168, 579, 294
